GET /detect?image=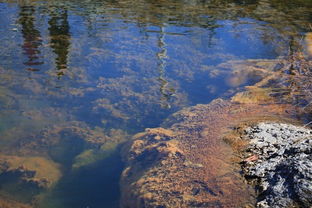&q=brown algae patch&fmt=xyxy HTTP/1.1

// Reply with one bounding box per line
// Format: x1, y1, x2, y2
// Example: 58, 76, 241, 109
231, 86, 275, 104
0, 120, 129, 204
120, 98, 293, 208
0, 155, 62, 188
18, 121, 128, 155
0, 197, 32, 208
